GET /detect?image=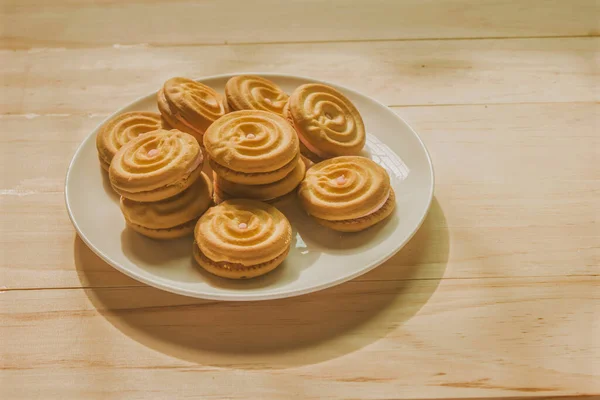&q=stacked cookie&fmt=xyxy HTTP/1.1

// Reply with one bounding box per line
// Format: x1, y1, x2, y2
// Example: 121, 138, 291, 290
204, 110, 304, 204
106, 128, 213, 239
